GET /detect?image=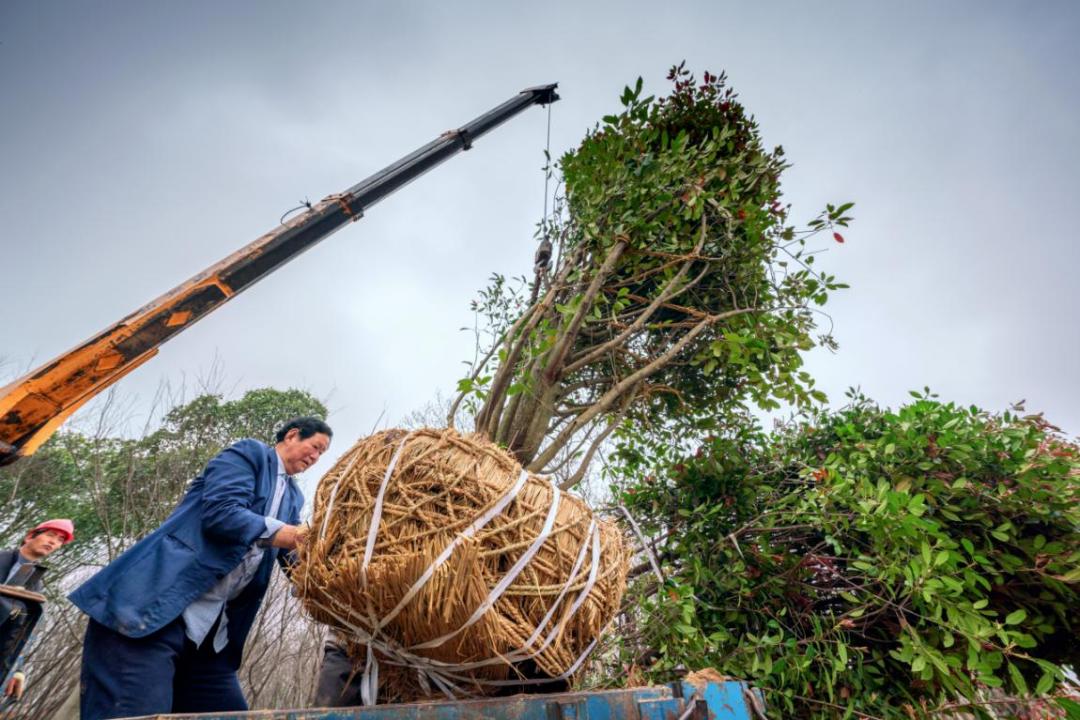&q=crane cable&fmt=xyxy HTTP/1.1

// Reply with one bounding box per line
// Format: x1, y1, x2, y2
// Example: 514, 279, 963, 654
532, 101, 555, 292
542, 99, 553, 232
